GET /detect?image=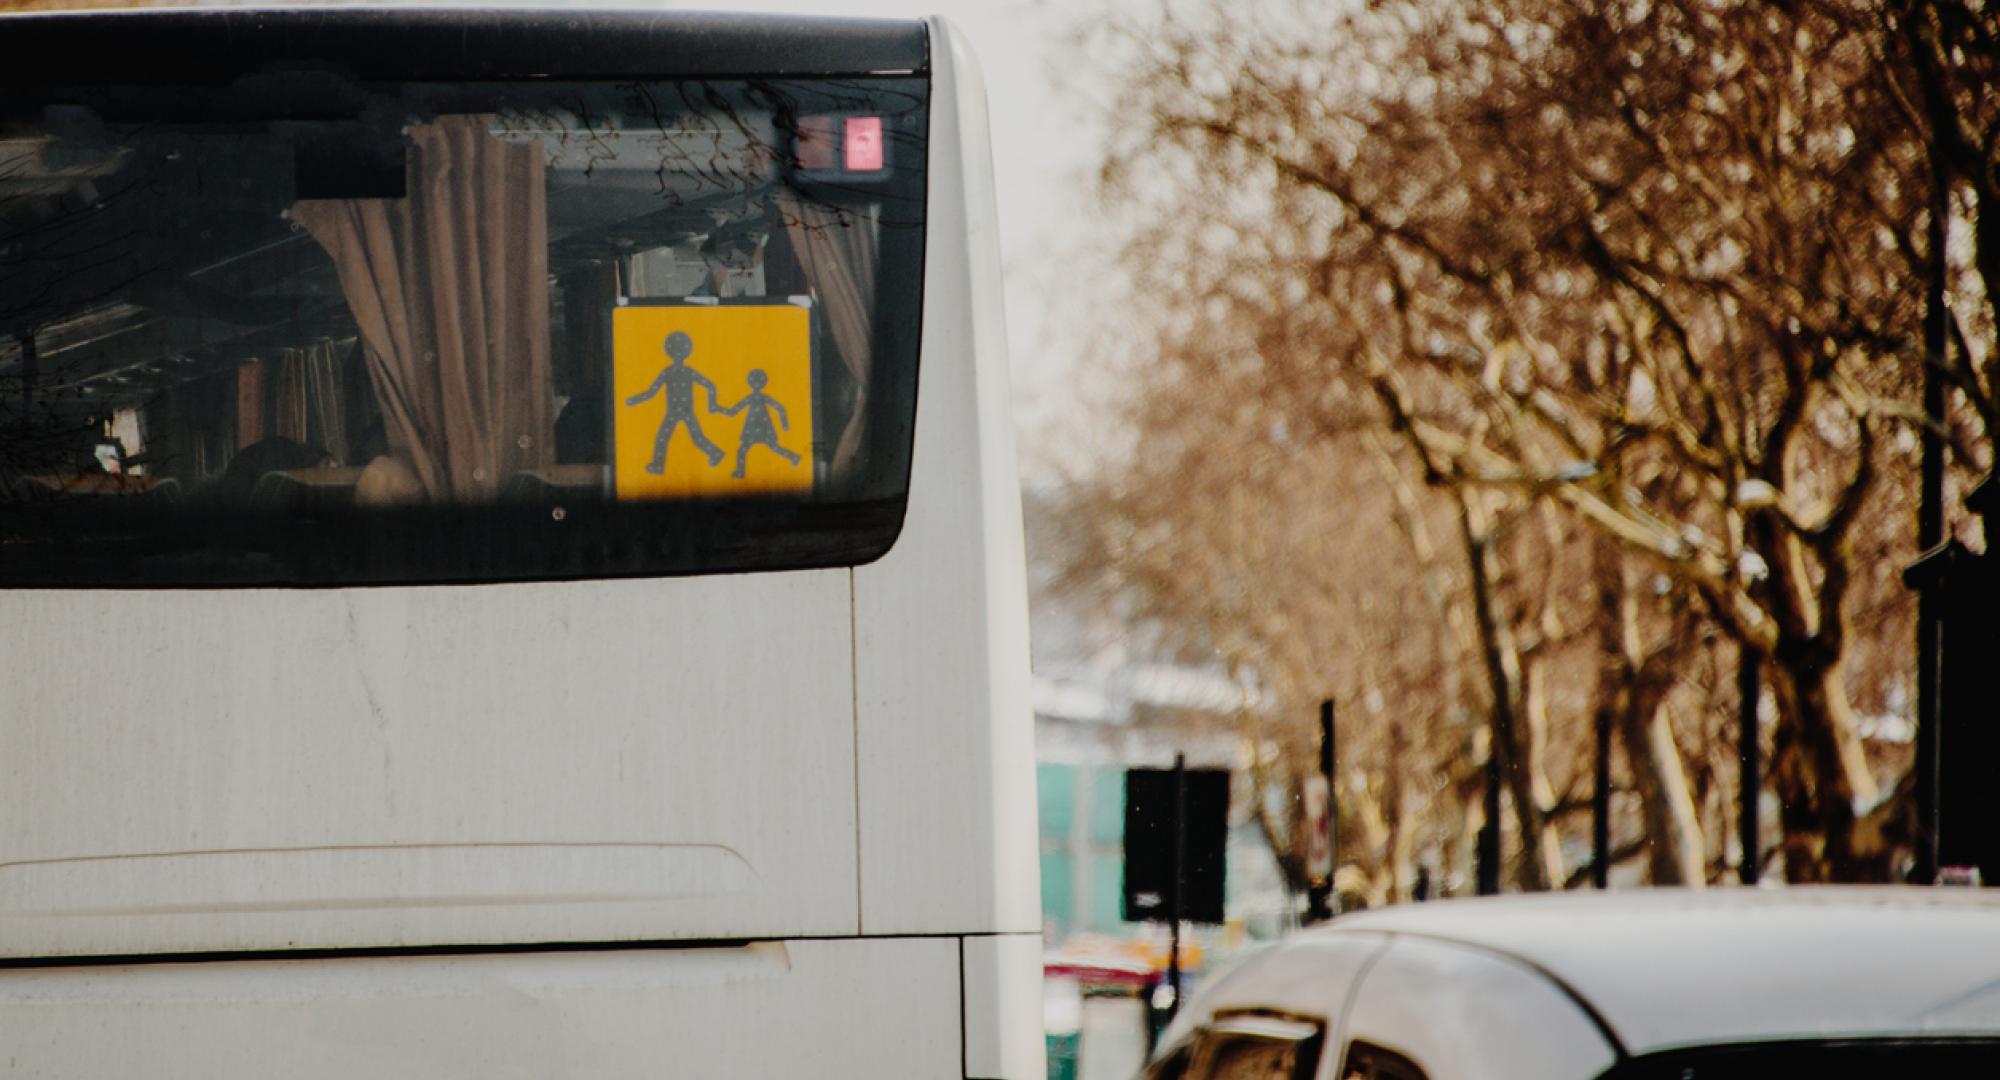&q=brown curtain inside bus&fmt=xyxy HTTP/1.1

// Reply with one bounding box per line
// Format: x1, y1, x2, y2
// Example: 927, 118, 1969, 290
291, 115, 554, 502
774, 191, 878, 474
234, 339, 349, 459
